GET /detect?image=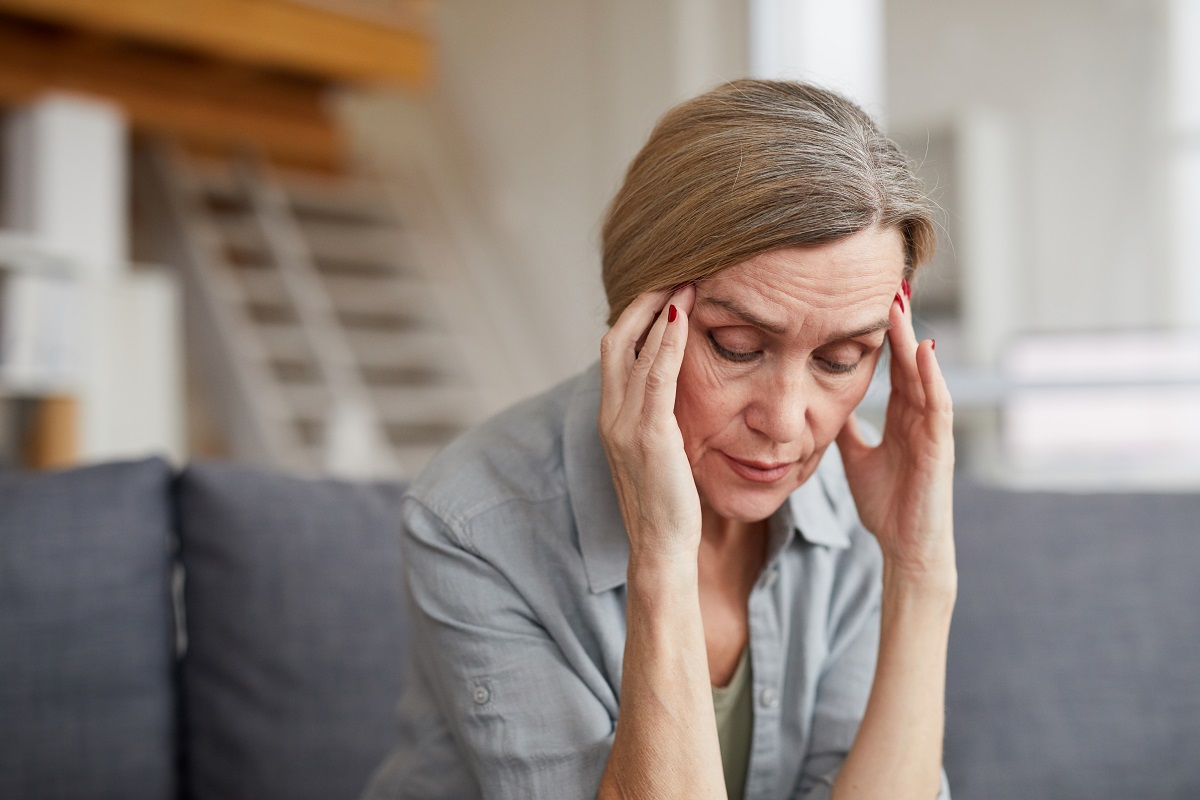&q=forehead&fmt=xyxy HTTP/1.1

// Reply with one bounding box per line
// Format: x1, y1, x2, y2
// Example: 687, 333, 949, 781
696, 227, 905, 332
